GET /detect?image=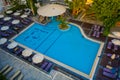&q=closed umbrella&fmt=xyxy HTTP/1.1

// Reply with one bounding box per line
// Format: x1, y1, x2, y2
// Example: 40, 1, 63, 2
32, 54, 44, 64
111, 54, 115, 60
37, 4, 66, 17
0, 38, 7, 45
22, 49, 32, 57
111, 39, 120, 46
